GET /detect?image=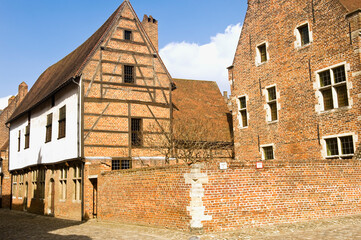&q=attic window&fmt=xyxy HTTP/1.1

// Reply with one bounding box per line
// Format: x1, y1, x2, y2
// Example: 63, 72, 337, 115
124, 65, 134, 83
124, 30, 132, 41
256, 43, 268, 65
